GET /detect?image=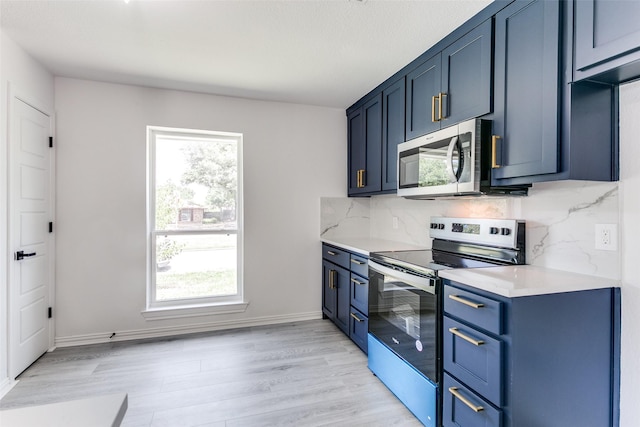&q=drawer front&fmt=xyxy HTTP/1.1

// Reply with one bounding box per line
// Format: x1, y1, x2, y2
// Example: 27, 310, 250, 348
349, 307, 368, 353
322, 244, 350, 269
350, 273, 368, 315
349, 253, 369, 278
443, 316, 503, 406
444, 285, 503, 335
443, 373, 501, 427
